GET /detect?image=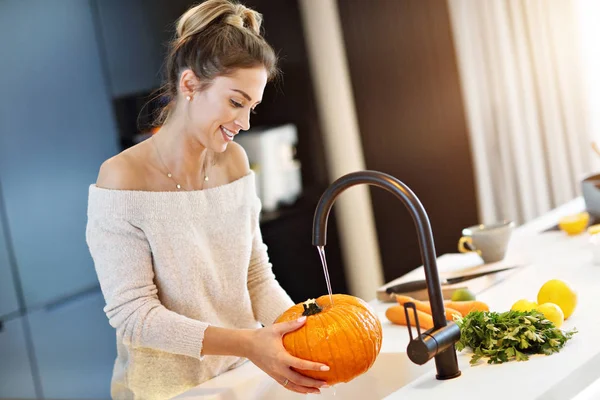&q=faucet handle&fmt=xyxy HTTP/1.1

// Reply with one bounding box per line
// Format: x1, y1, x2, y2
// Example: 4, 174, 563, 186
403, 302, 422, 340
403, 301, 462, 367
403, 301, 437, 365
